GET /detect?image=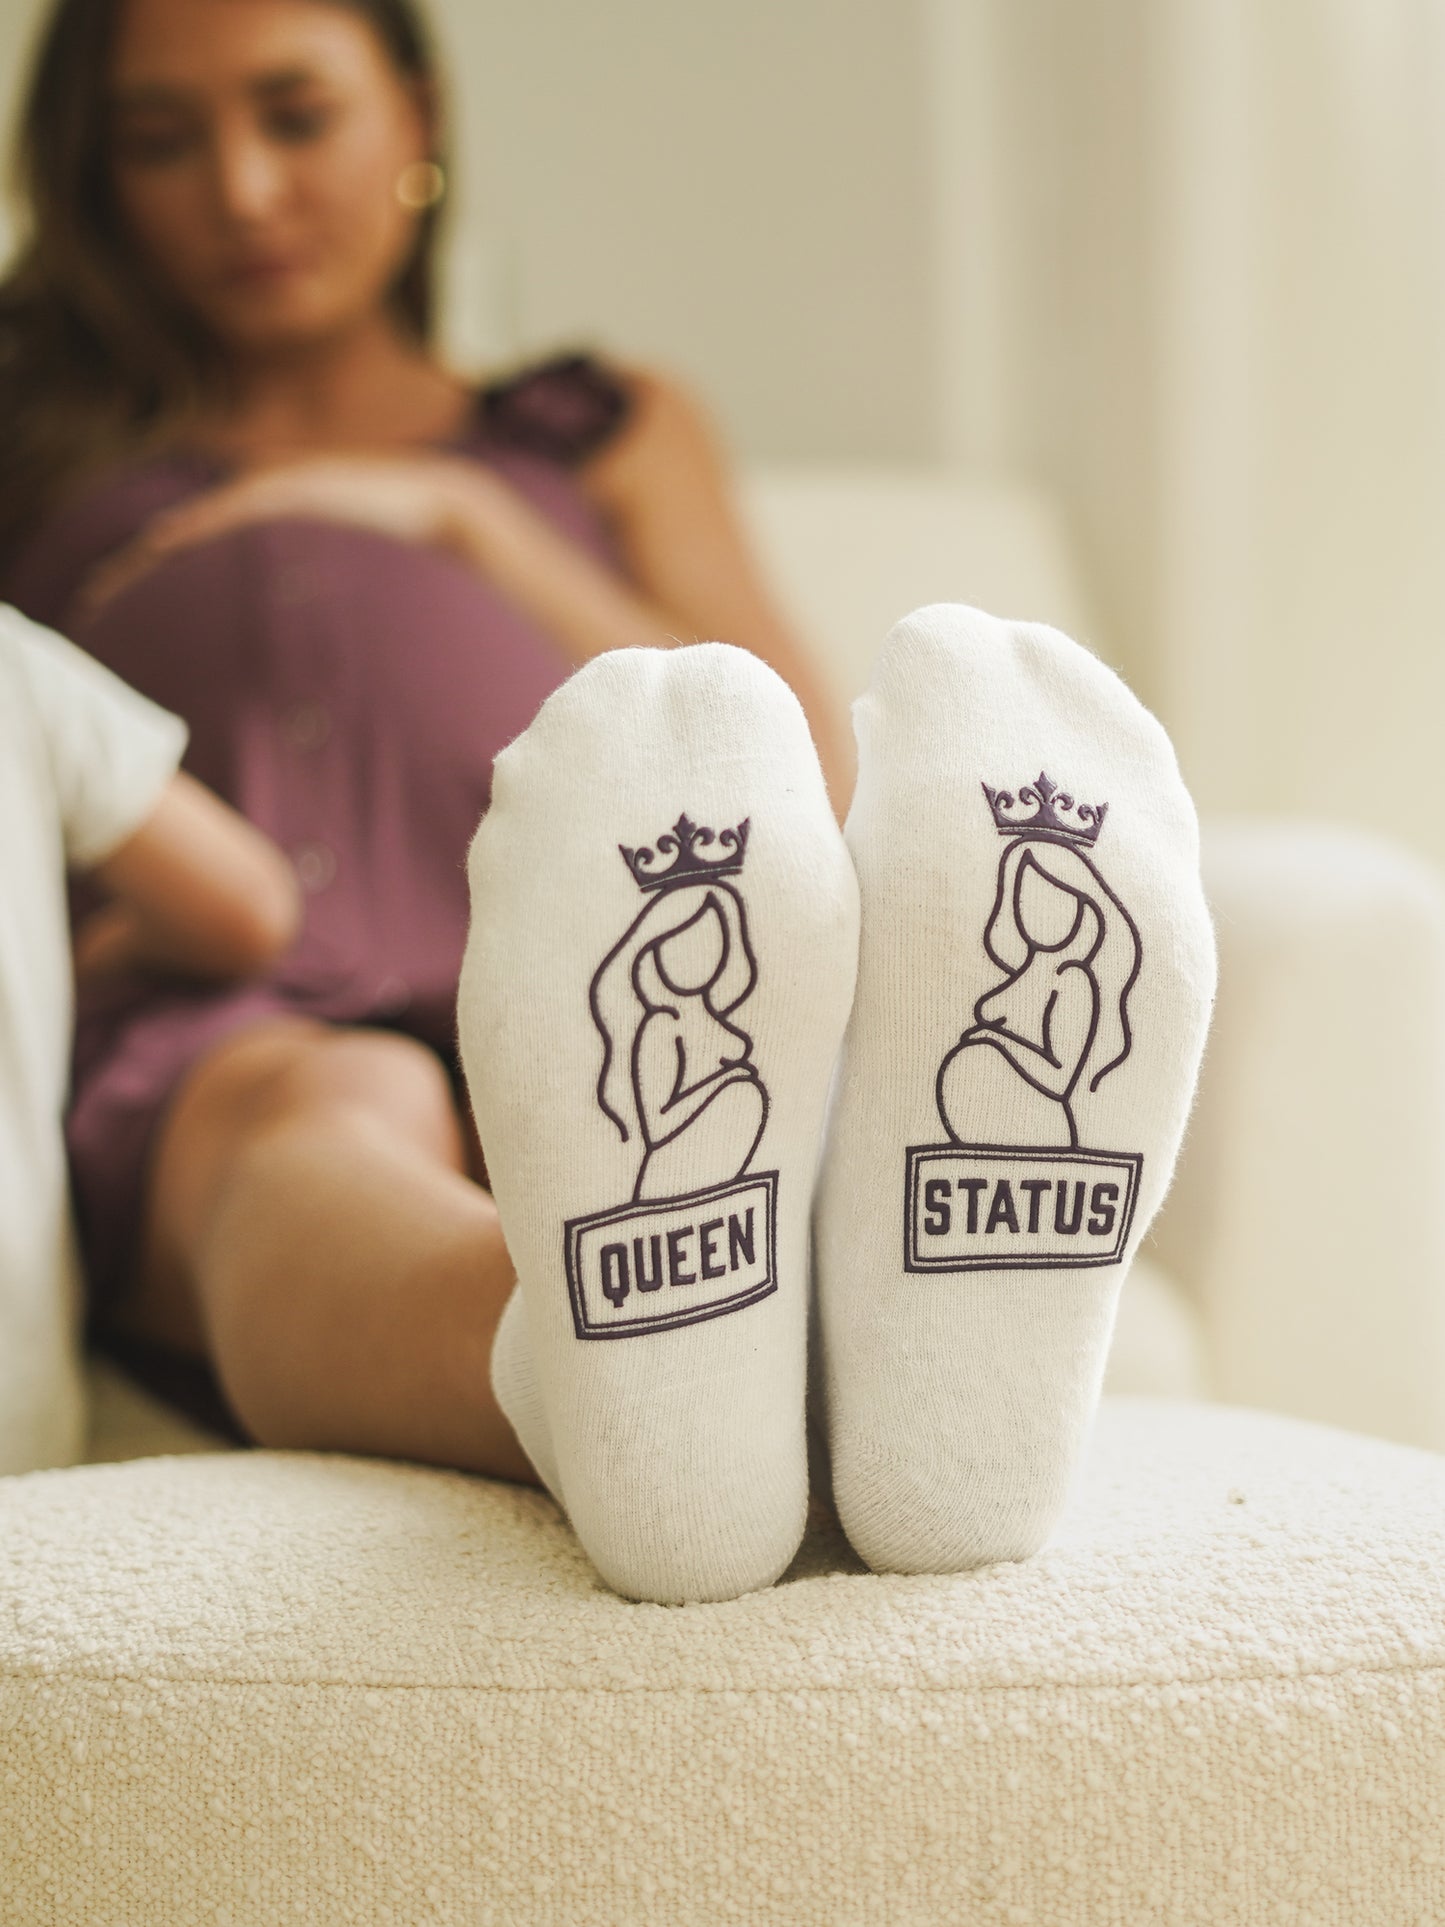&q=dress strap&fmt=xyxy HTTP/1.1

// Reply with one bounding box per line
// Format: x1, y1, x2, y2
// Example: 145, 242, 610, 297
479, 349, 634, 466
